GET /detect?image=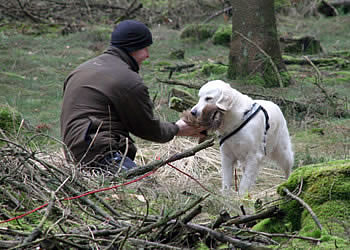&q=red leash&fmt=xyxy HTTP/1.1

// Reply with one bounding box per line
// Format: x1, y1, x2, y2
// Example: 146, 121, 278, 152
0, 169, 157, 224
166, 162, 211, 193
1, 157, 212, 224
